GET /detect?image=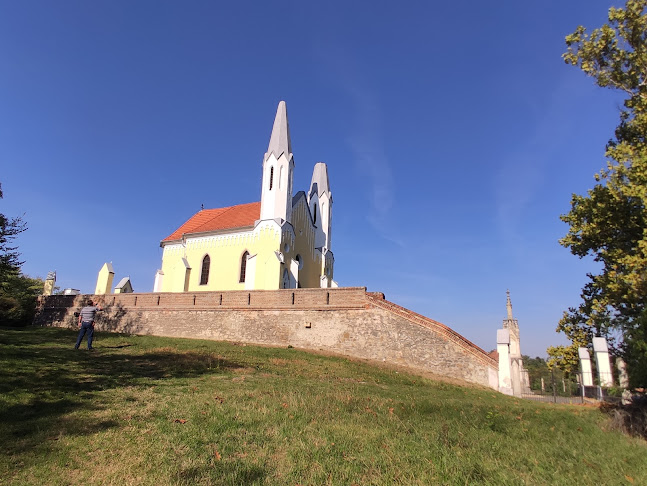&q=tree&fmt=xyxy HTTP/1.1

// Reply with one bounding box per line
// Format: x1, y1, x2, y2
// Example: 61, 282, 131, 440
0, 182, 27, 284
0, 274, 43, 326
0, 182, 41, 326
549, 0, 647, 387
